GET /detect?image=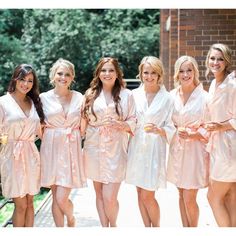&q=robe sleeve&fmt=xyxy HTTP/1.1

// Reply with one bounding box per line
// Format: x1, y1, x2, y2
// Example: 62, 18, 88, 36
124, 92, 137, 136
229, 81, 236, 130
197, 97, 210, 141
0, 103, 5, 133
162, 98, 176, 144
80, 95, 88, 137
